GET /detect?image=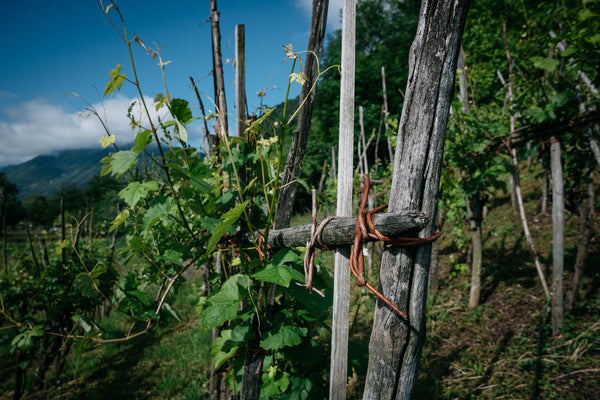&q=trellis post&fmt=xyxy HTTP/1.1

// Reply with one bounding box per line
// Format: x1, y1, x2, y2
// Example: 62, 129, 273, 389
329, 1, 355, 399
